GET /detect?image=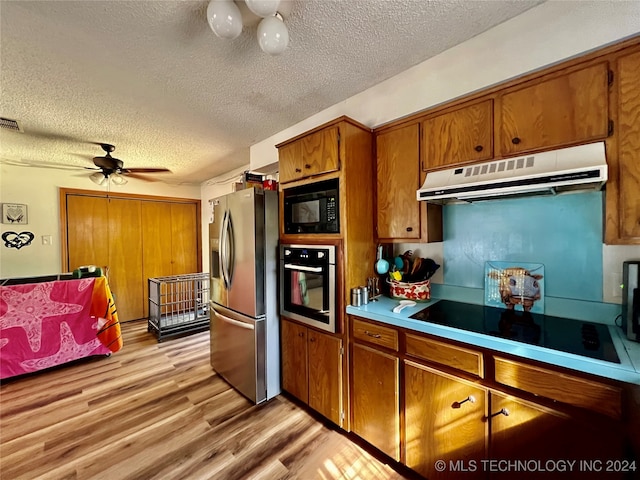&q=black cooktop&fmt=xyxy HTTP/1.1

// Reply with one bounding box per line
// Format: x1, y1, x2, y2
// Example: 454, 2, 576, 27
409, 300, 620, 364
